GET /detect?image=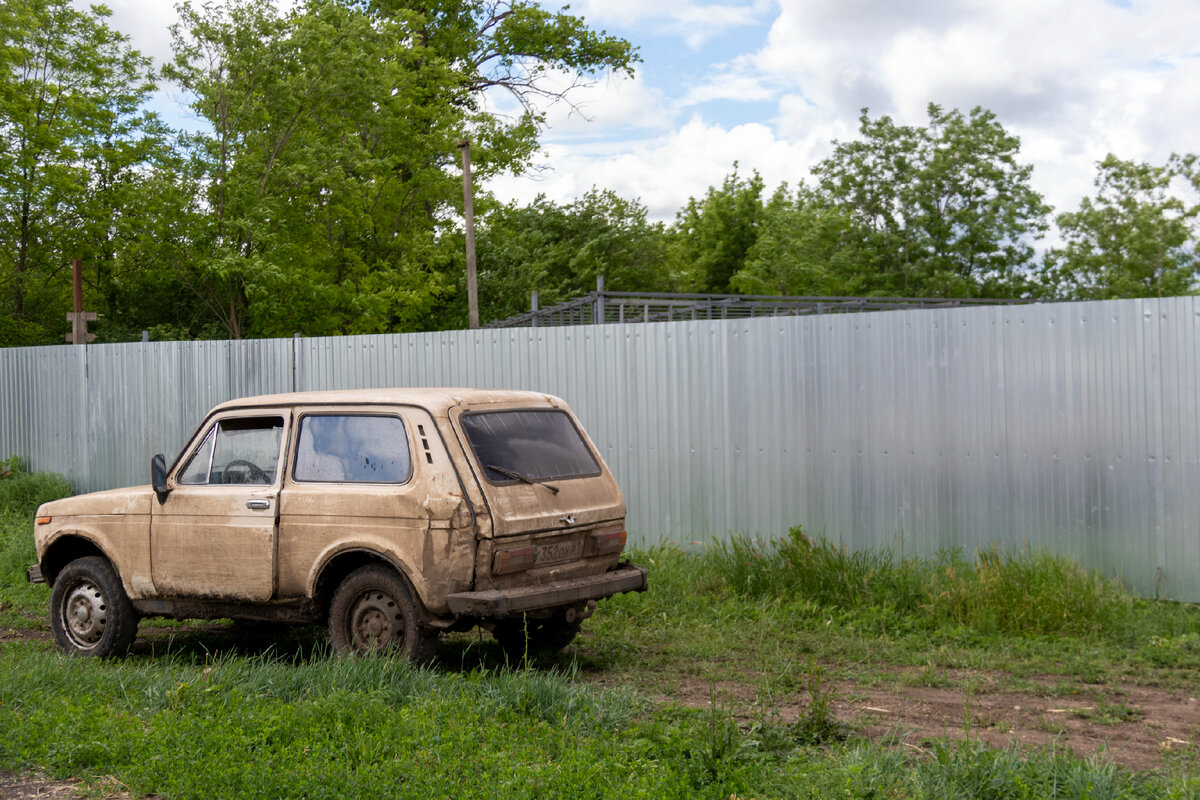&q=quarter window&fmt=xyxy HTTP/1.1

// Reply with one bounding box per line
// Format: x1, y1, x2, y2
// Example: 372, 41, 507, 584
294, 414, 412, 483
